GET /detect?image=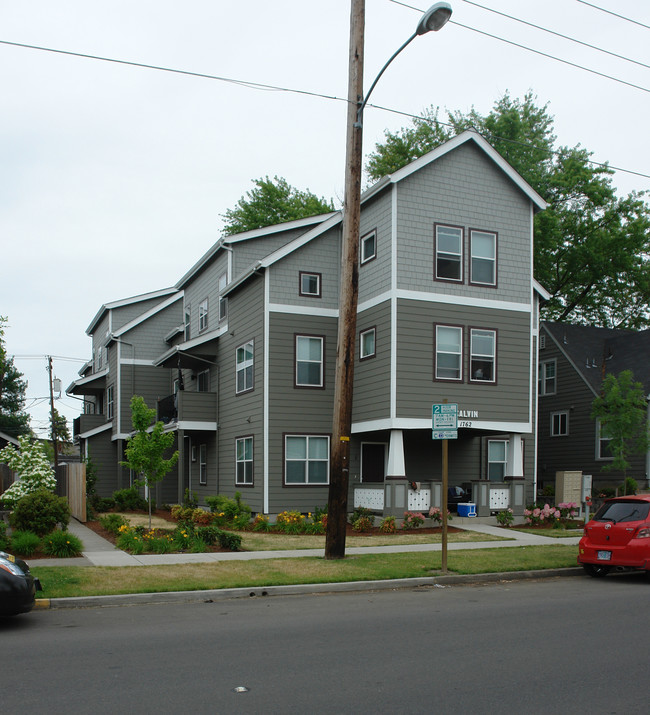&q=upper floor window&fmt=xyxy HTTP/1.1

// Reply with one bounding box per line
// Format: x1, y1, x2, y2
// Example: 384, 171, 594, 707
551, 411, 569, 437
435, 325, 462, 381
360, 230, 376, 265
236, 340, 254, 394
596, 419, 613, 461
296, 335, 324, 387
299, 272, 321, 298
199, 298, 209, 332
488, 439, 507, 480
218, 273, 228, 322
197, 369, 210, 392
184, 304, 191, 341
435, 224, 463, 282
236, 436, 254, 486
285, 435, 330, 485
470, 230, 497, 286
539, 360, 557, 395
106, 385, 114, 420
359, 327, 376, 360
470, 329, 496, 382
